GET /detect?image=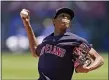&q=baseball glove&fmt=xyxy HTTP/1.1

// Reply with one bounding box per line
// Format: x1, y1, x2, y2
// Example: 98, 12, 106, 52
73, 43, 92, 69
